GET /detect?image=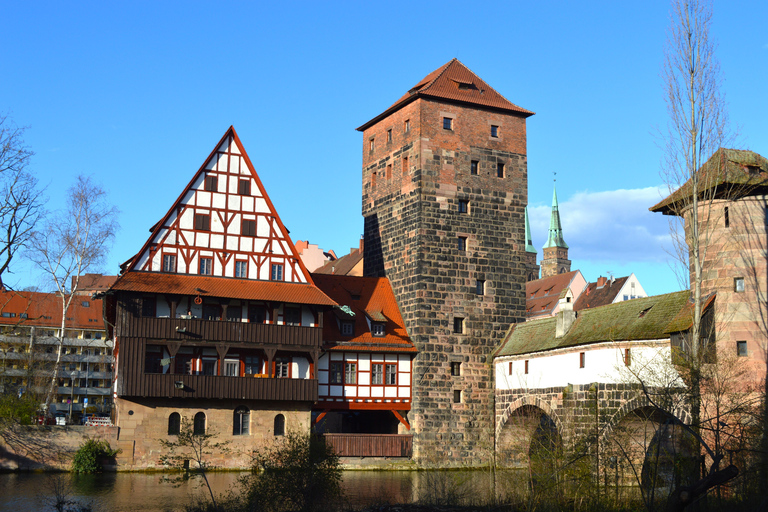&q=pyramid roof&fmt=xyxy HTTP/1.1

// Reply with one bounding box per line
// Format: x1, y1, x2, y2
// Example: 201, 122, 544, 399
357, 59, 533, 131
